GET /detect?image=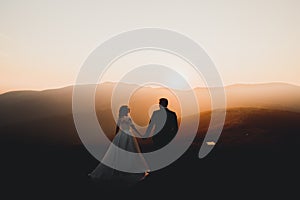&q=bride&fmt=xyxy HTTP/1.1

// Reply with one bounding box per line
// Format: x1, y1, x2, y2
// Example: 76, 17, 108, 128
89, 105, 150, 184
